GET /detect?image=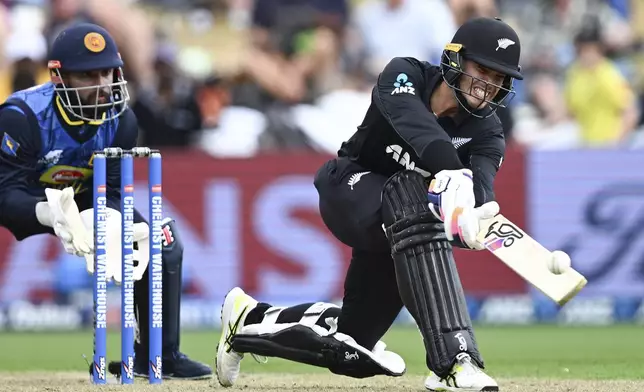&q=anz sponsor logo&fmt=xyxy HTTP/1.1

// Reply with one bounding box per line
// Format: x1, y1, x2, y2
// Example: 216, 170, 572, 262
391, 73, 415, 95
